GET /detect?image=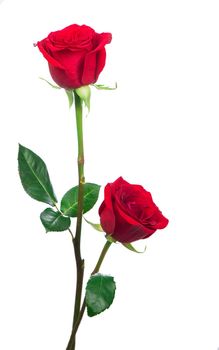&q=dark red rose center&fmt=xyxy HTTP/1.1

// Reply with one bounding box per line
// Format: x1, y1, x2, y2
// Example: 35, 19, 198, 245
117, 188, 153, 224
48, 26, 95, 51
